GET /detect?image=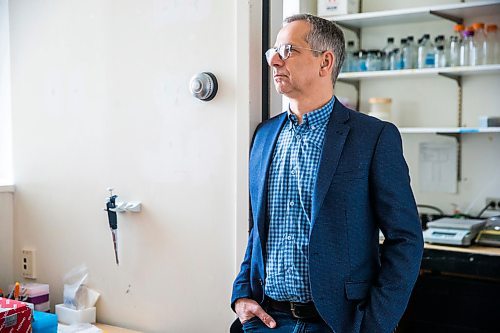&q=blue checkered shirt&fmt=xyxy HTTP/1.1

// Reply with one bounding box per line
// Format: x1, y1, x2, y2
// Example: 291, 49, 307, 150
264, 97, 334, 302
